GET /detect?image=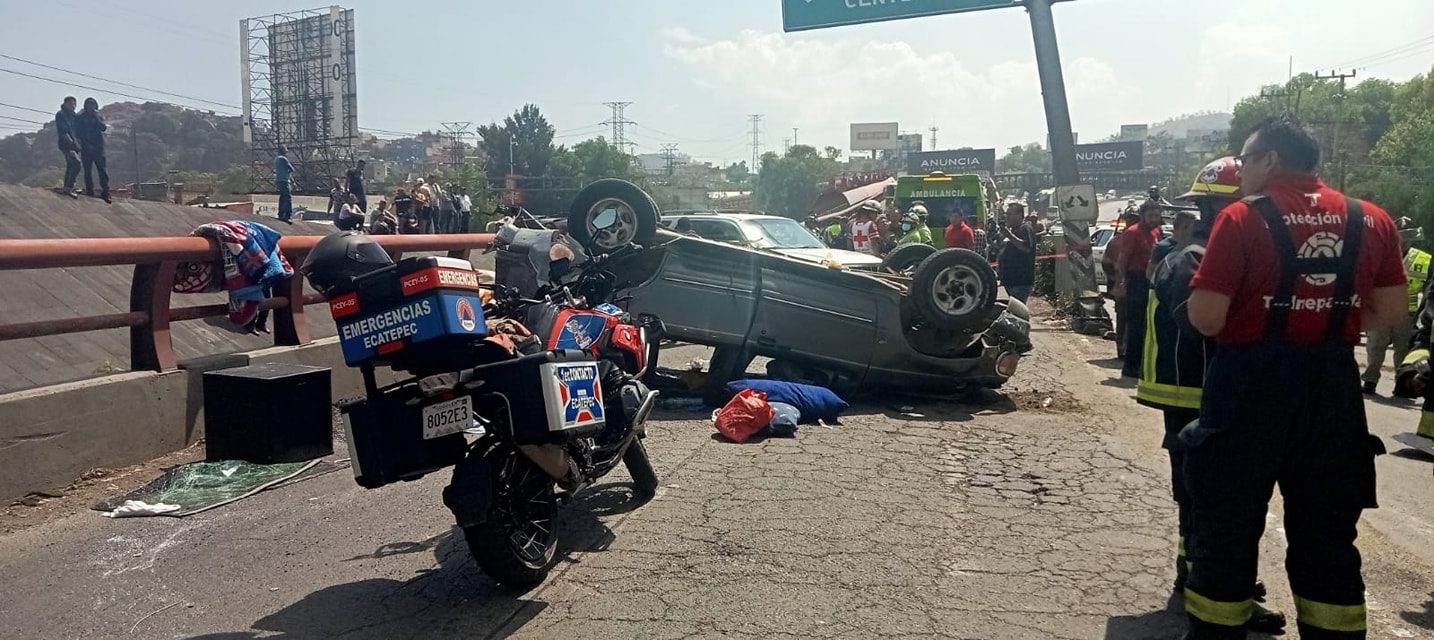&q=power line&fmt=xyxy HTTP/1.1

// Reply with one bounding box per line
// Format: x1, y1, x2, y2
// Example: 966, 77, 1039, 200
0, 53, 239, 109
1326, 34, 1434, 70
0, 101, 54, 116
1359, 42, 1434, 70
0, 114, 45, 125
